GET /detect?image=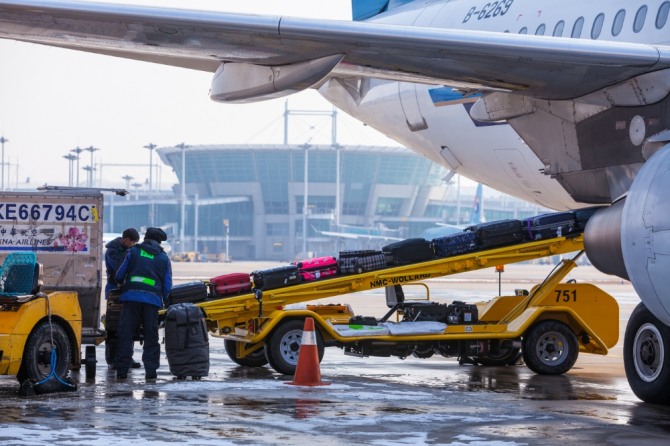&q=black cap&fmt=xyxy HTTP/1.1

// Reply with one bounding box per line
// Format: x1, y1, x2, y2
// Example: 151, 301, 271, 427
145, 227, 167, 243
